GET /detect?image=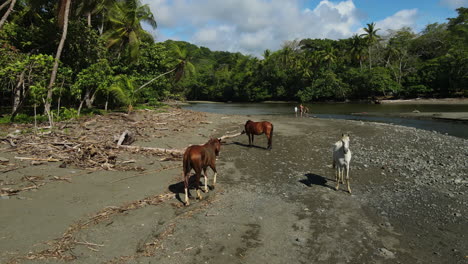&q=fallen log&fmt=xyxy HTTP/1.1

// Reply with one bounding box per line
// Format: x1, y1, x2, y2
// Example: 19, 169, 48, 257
117, 131, 243, 155
117, 145, 185, 155
14, 156, 60, 162
116, 130, 135, 146
219, 131, 244, 140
